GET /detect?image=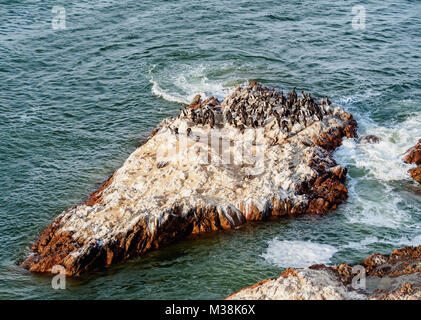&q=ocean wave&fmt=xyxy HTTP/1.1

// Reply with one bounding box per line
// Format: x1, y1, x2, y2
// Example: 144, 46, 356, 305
262, 239, 338, 268
148, 64, 237, 105
334, 108, 421, 182
345, 234, 421, 250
